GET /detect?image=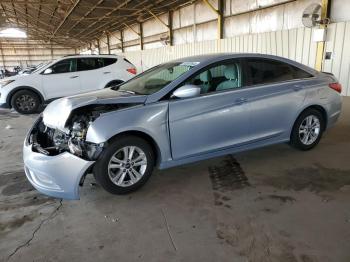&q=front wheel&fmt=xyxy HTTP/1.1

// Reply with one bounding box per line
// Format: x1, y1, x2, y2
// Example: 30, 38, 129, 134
11, 90, 41, 114
290, 109, 325, 150
93, 136, 155, 194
